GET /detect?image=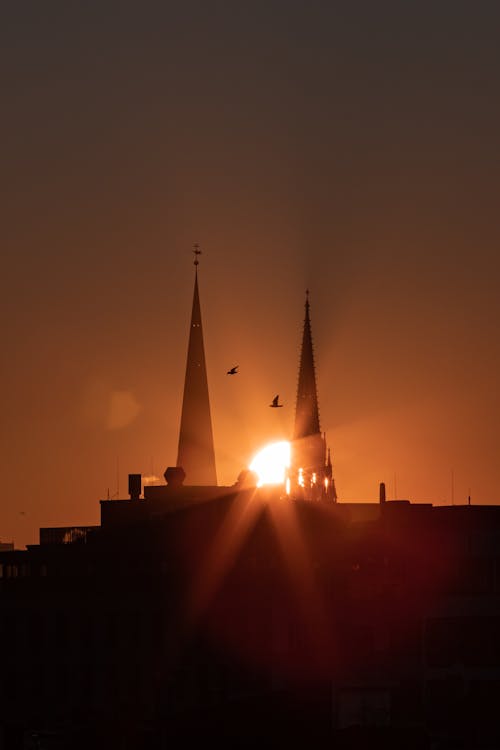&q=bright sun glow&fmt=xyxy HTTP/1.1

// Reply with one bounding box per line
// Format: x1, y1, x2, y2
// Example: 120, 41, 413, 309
249, 441, 291, 487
